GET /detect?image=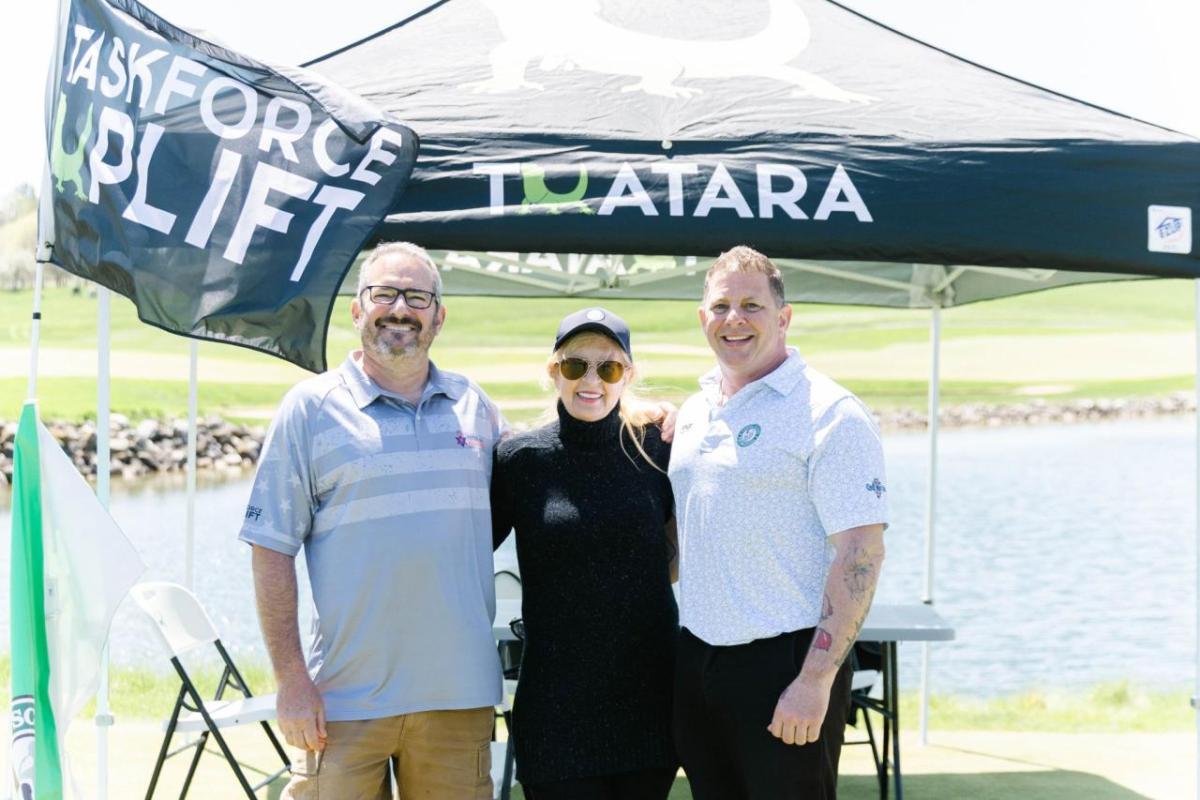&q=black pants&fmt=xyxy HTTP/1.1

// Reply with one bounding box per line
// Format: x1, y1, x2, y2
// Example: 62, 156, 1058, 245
521, 766, 677, 800
673, 627, 853, 800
